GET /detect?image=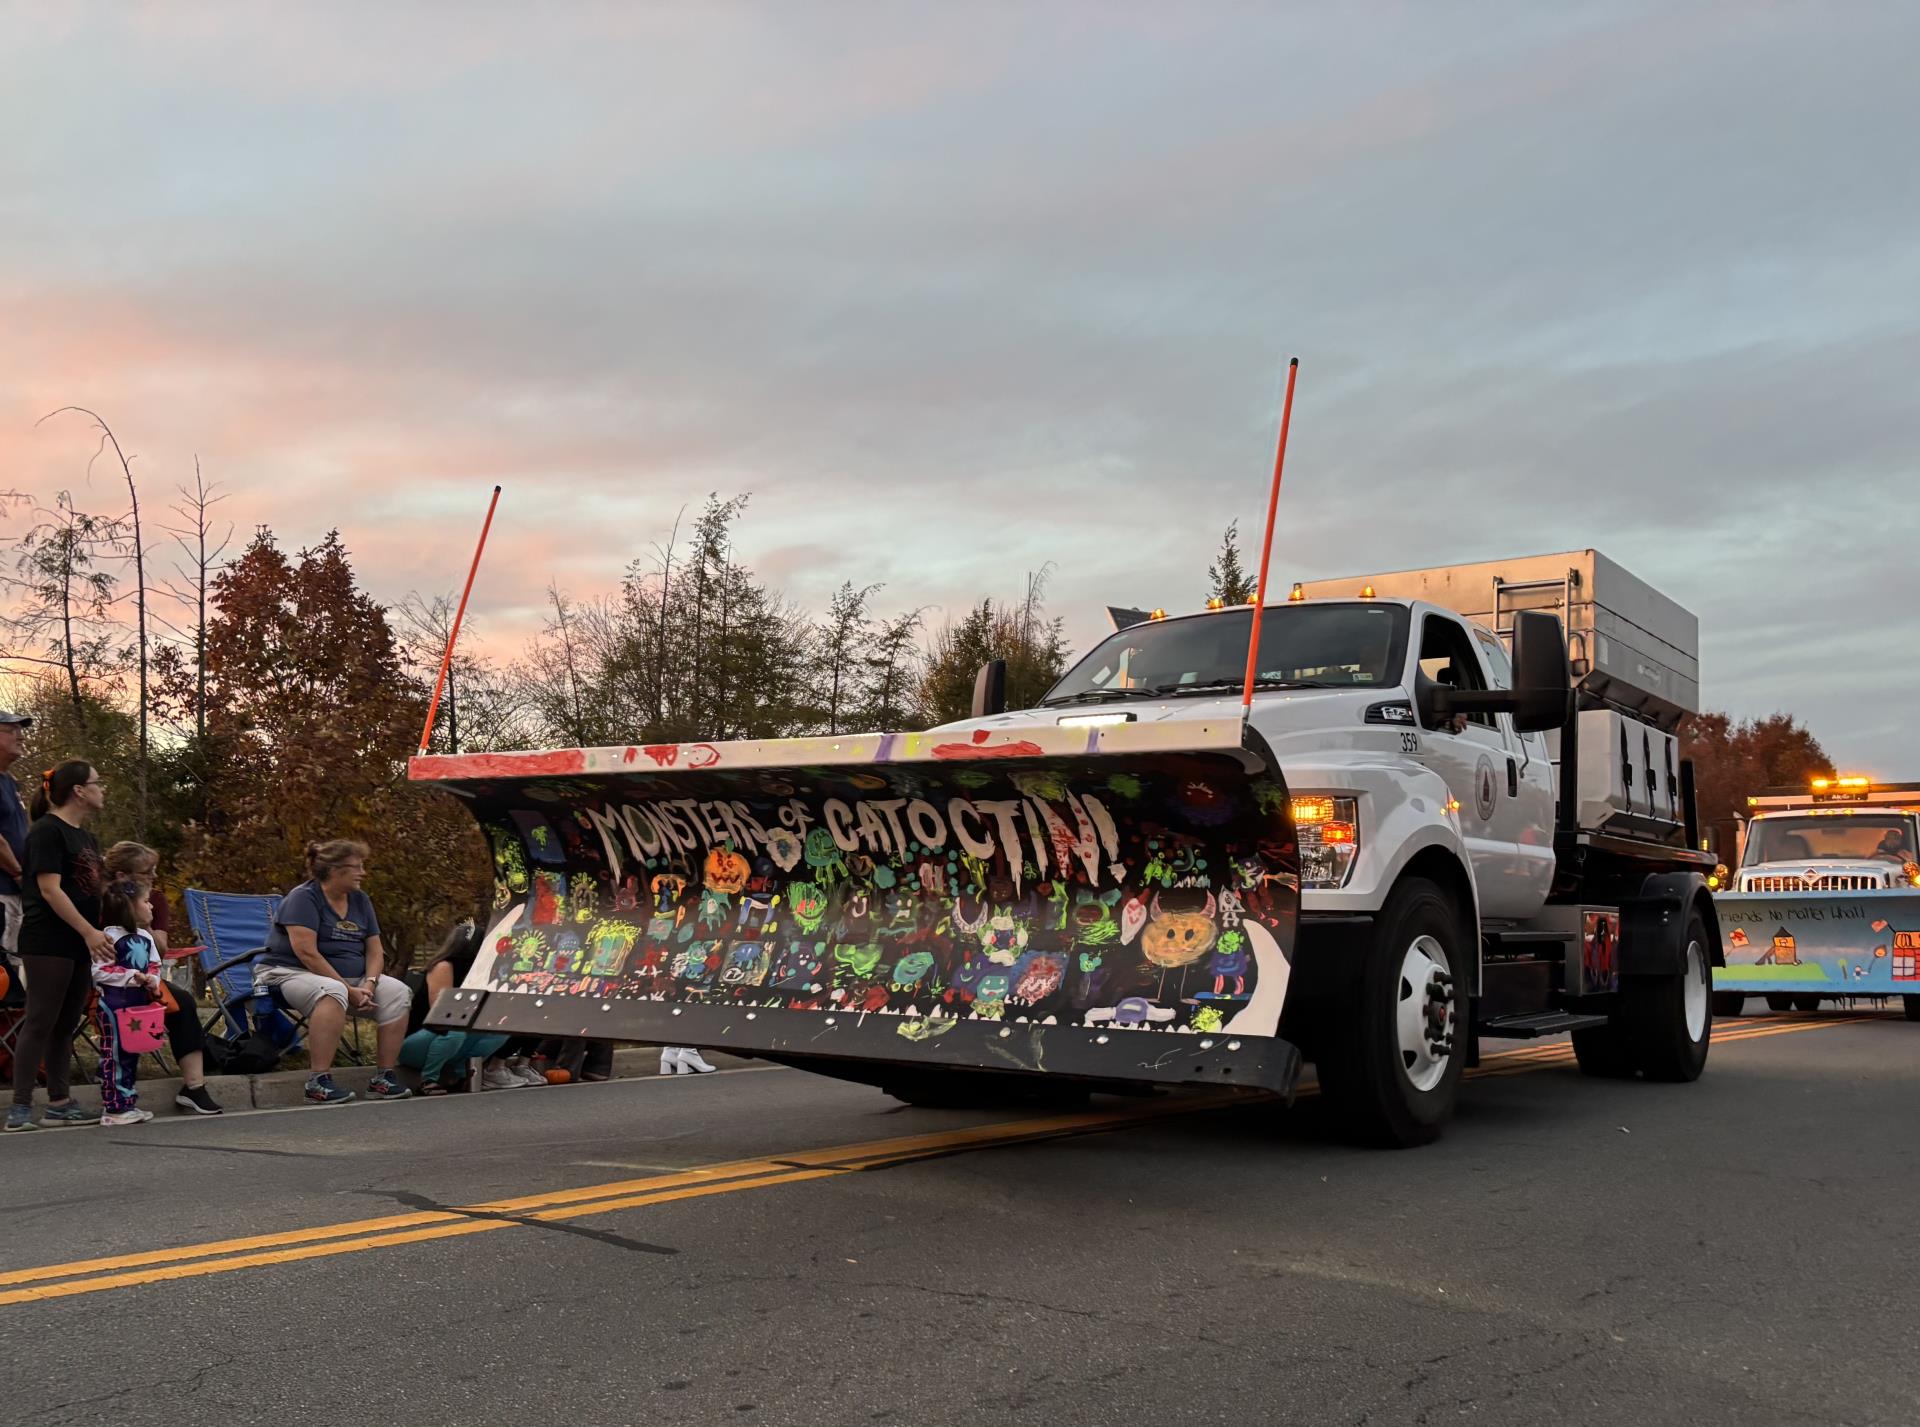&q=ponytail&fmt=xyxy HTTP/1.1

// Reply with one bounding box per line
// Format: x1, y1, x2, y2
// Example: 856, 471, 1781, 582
30, 760, 93, 820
